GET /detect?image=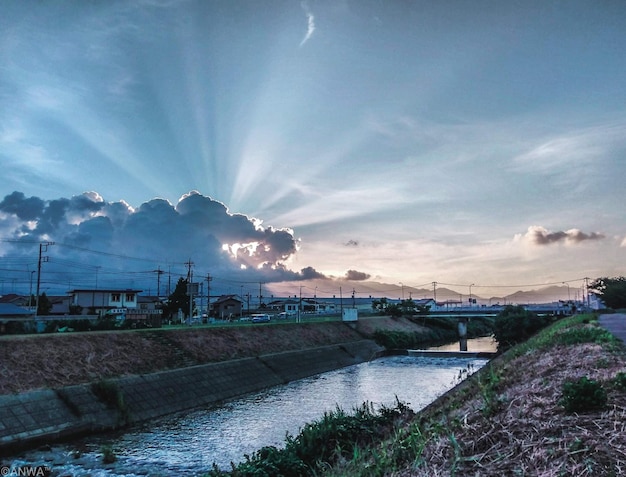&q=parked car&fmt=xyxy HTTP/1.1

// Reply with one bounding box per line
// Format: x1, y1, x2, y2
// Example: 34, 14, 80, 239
251, 313, 271, 323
